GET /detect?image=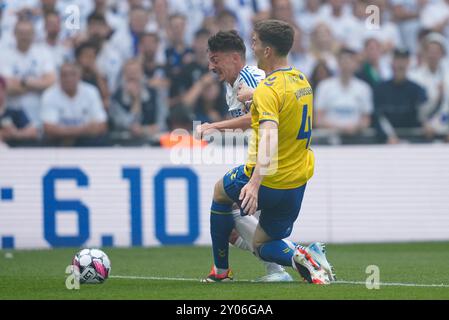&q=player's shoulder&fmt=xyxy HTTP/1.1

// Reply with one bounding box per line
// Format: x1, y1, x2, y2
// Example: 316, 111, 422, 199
260, 67, 300, 89
239, 65, 265, 88
242, 65, 266, 78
